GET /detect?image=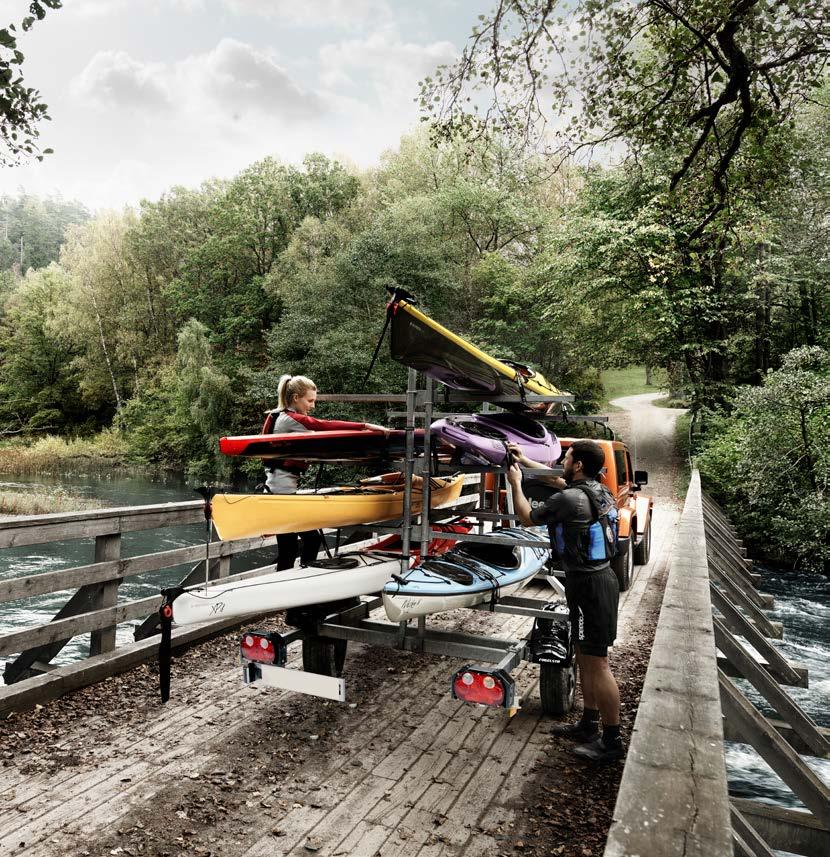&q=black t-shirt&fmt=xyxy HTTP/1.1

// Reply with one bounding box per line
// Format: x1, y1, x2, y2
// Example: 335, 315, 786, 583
530, 478, 612, 574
